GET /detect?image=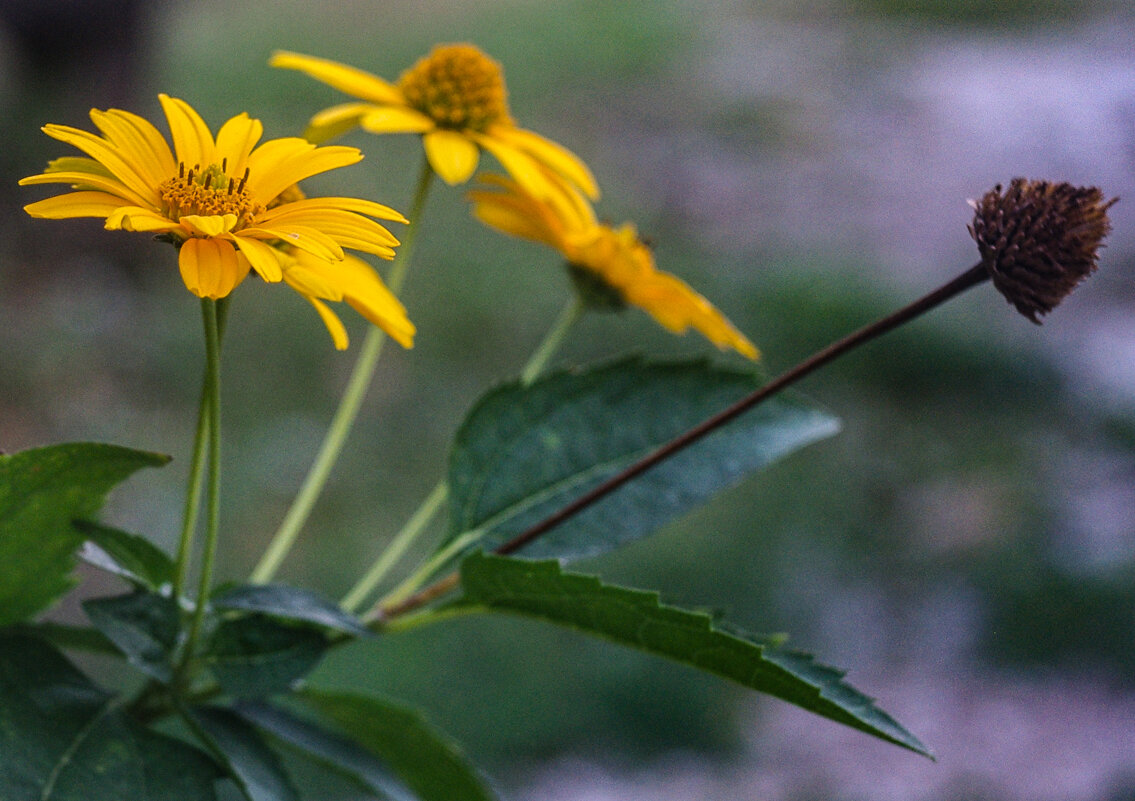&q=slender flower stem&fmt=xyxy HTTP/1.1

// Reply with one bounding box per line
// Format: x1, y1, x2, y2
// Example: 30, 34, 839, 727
173, 303, 230, 599
179, 299, 224, 670
520, 295, 584, 386
172, 380, 210, 599
377, 263, 992, 622
249, 161, 435, 585
340, 481, 448, 613
343, 294, 587, 613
